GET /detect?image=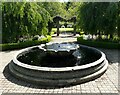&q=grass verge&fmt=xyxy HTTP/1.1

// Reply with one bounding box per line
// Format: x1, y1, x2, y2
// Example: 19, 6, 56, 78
52, 28, 73, 32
